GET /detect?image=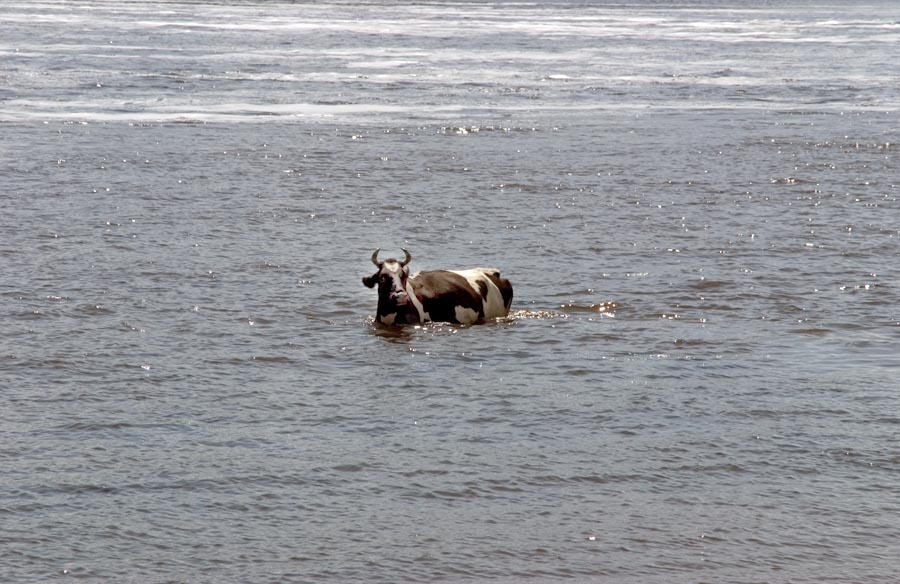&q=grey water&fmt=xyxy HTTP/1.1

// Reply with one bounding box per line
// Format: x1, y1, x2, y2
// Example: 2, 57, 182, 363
3, 1, 900, 582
